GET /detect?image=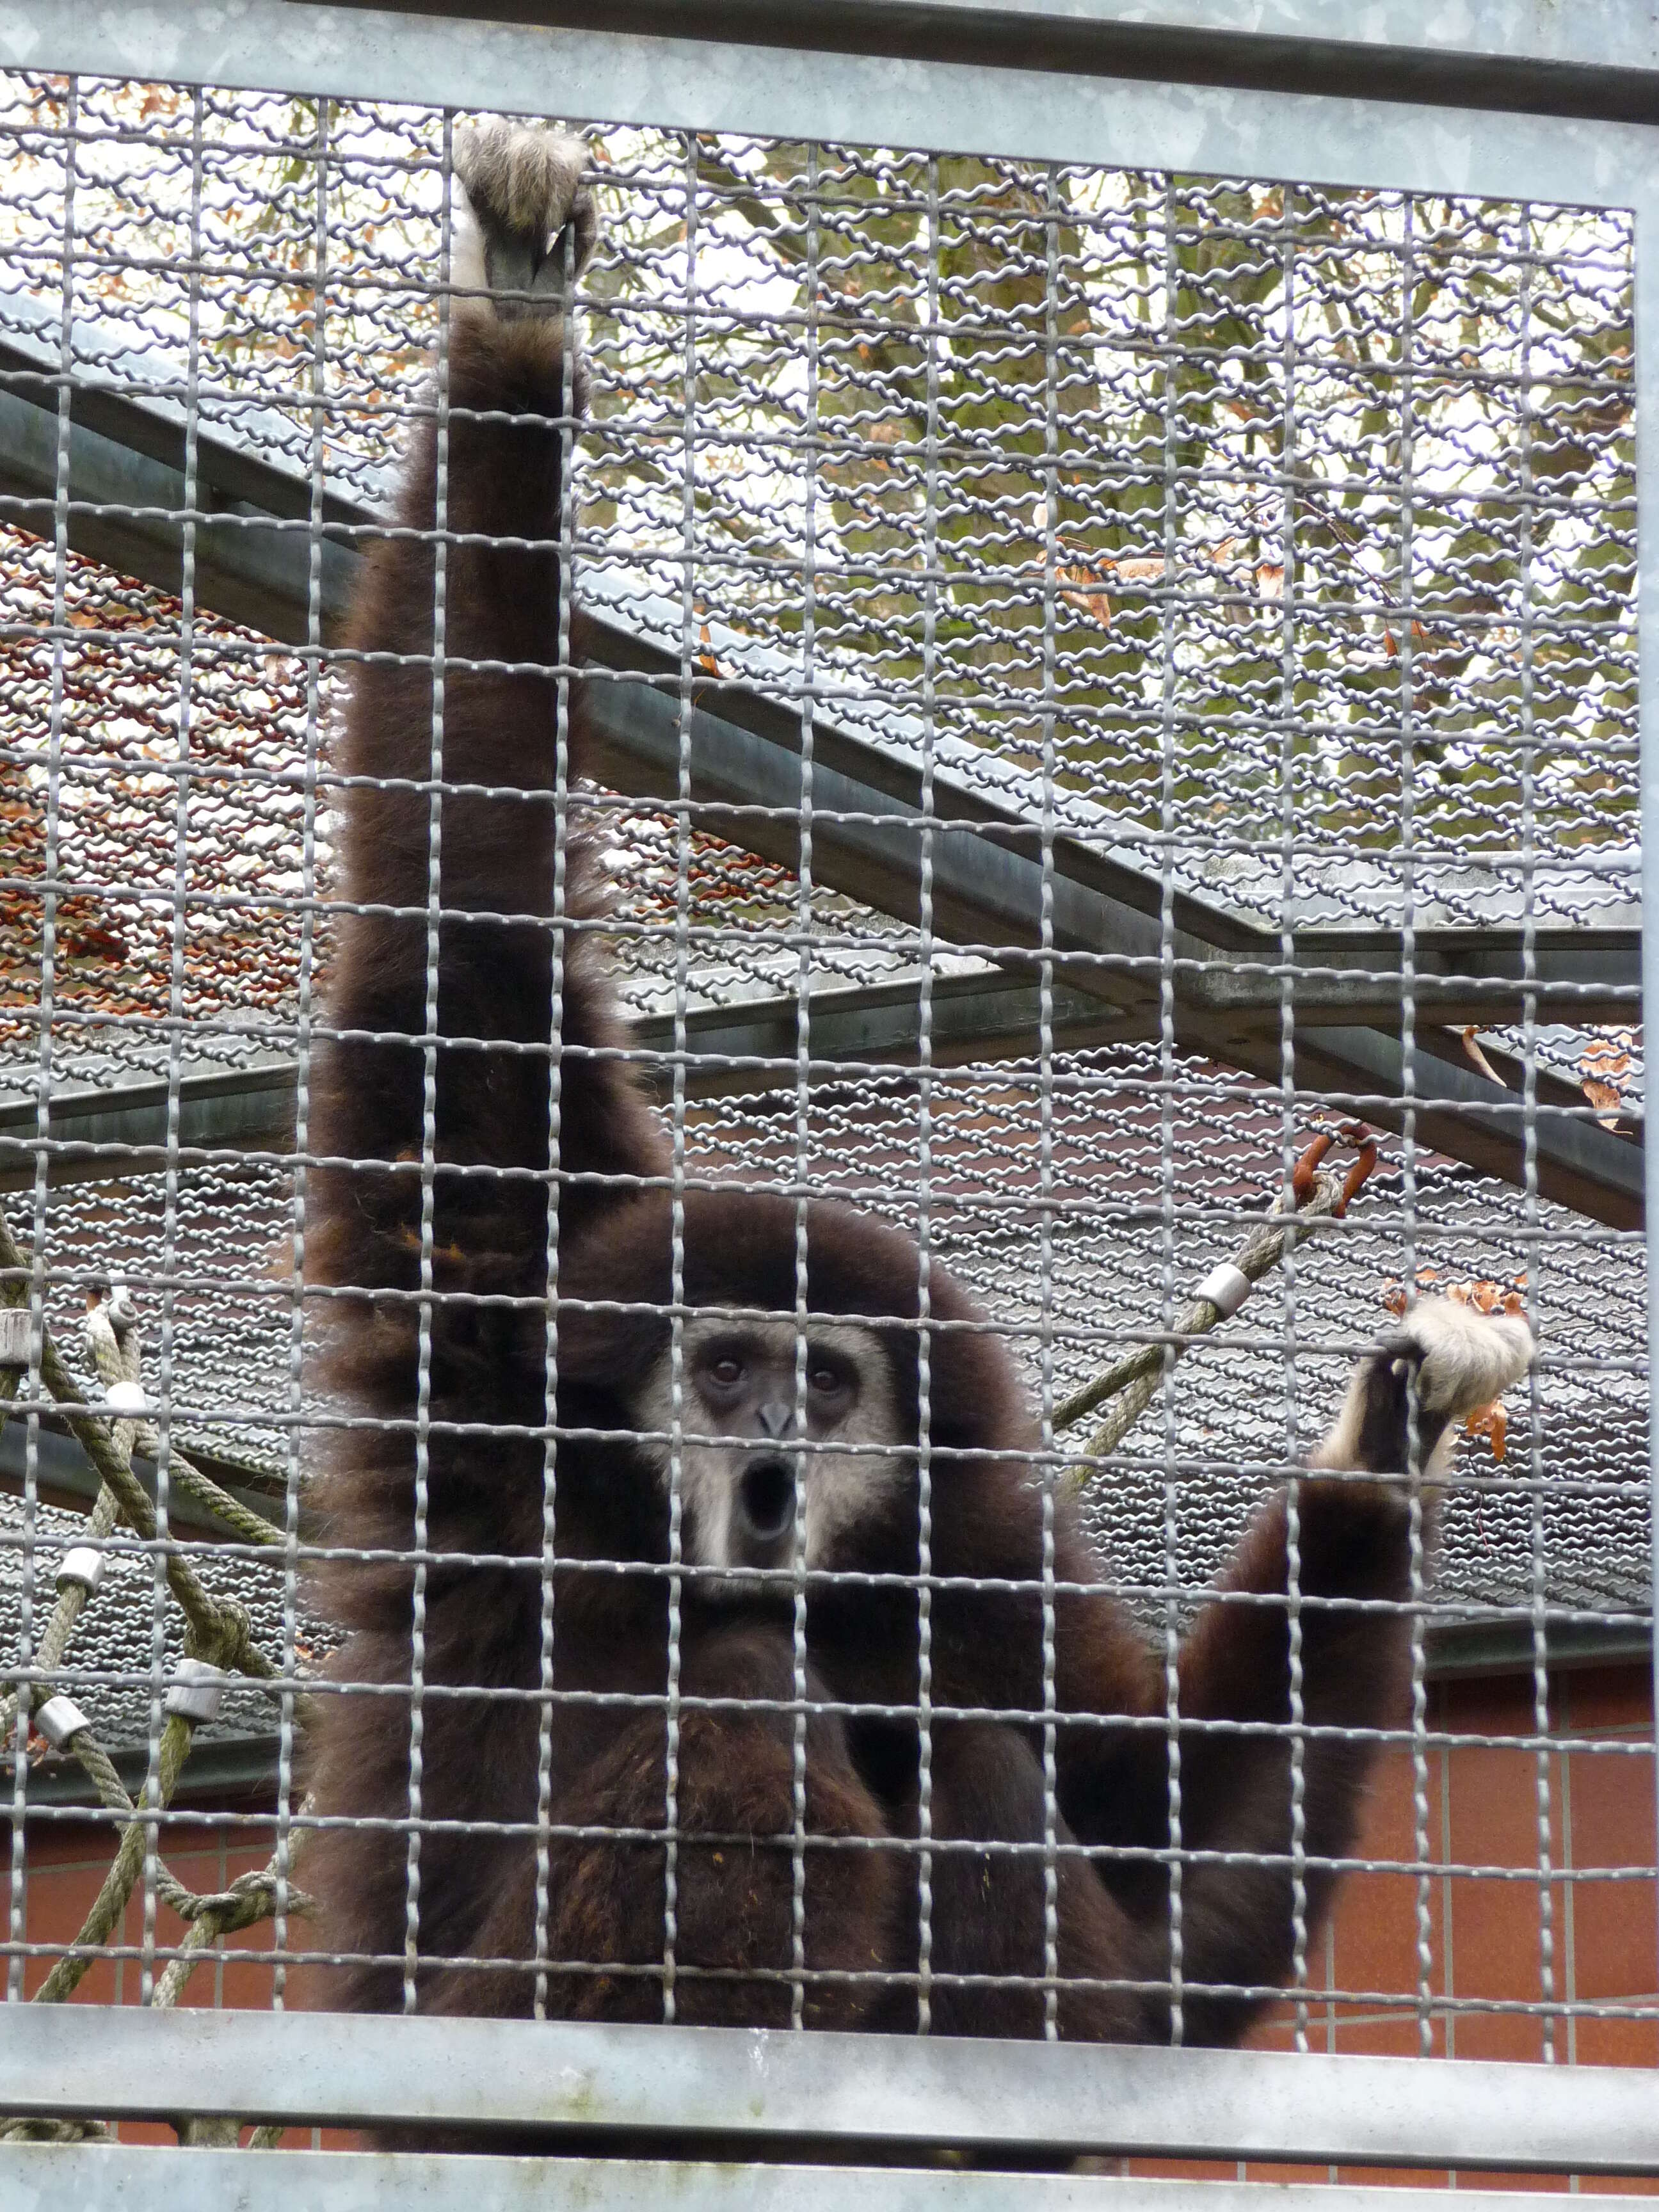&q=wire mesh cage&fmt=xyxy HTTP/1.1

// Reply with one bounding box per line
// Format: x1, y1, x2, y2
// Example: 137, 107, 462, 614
0, 39, 1652, 2177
